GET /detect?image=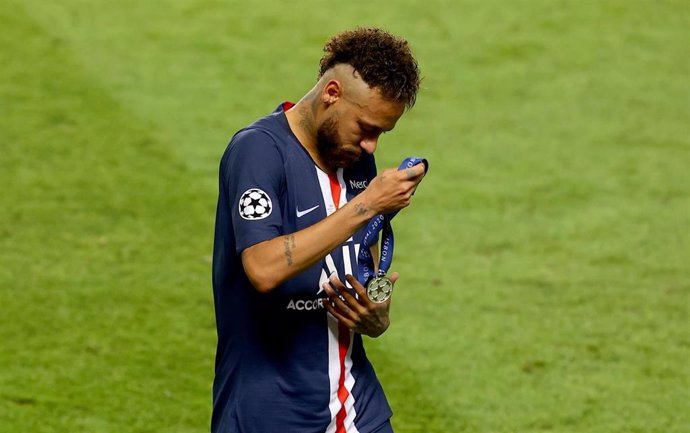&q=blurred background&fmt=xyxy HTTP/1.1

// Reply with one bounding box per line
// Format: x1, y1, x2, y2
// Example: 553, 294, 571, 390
1, 1, 688, 432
